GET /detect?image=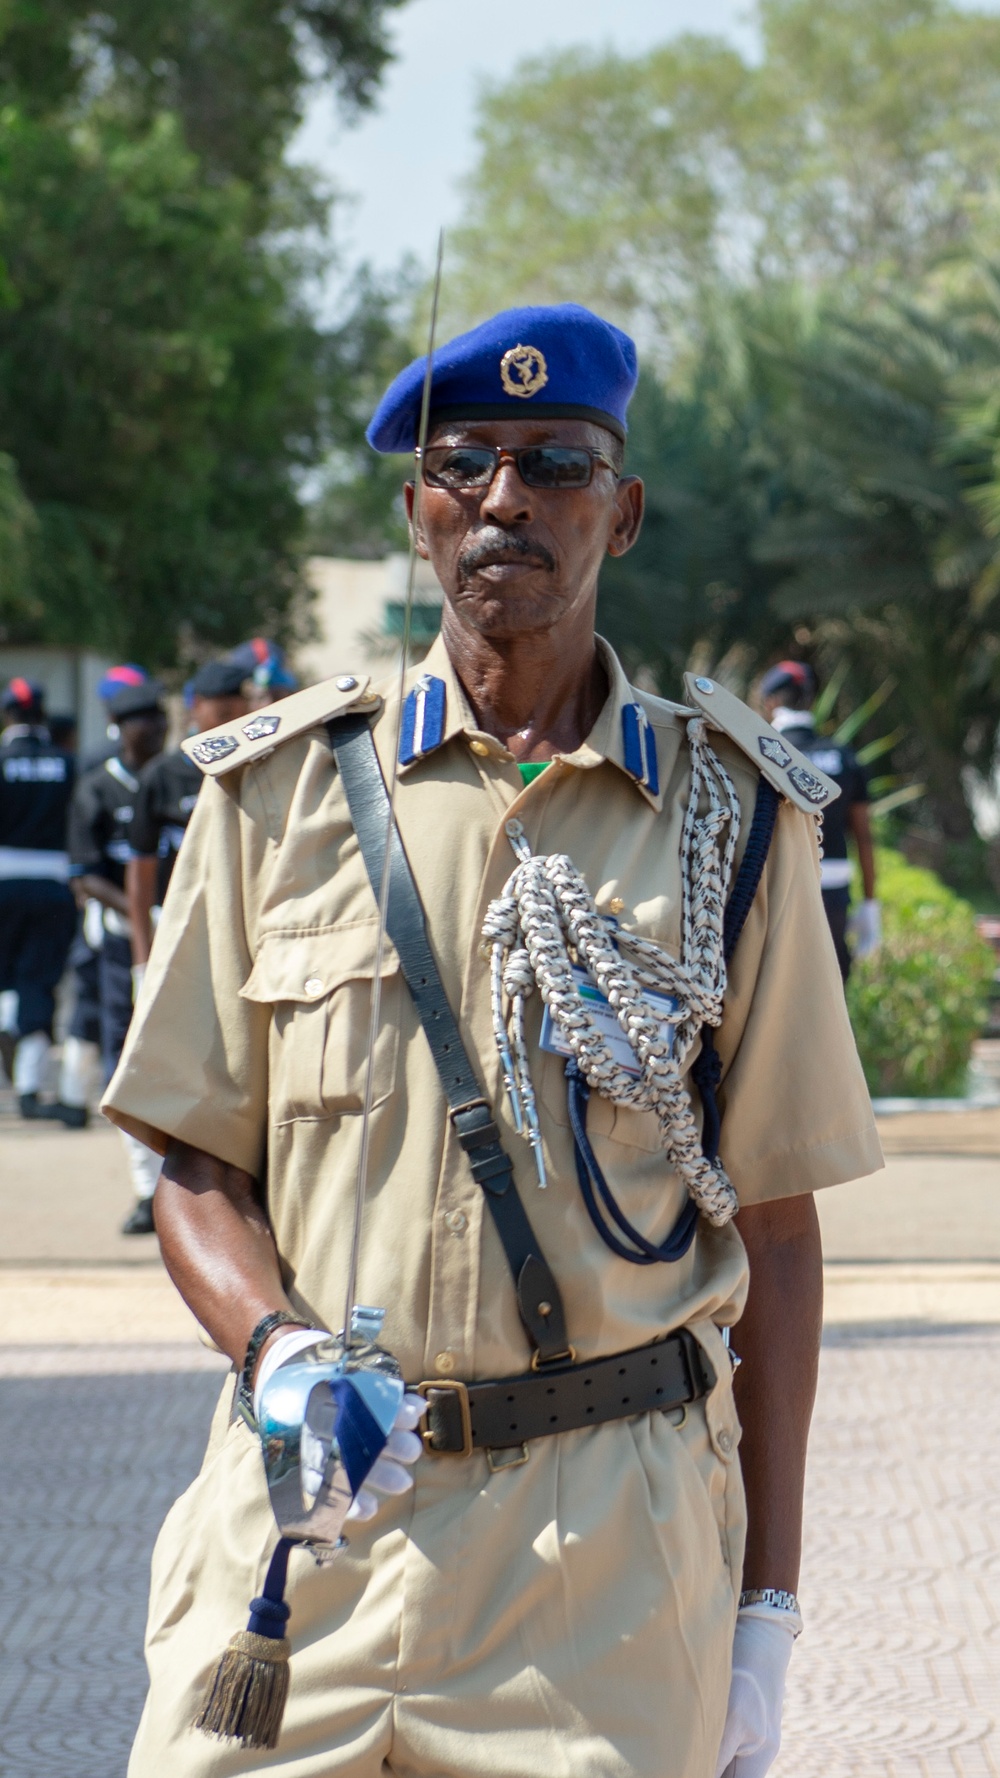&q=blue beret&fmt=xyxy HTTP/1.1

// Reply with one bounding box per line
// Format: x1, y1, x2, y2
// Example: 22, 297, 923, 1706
367, 303, 638, 454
